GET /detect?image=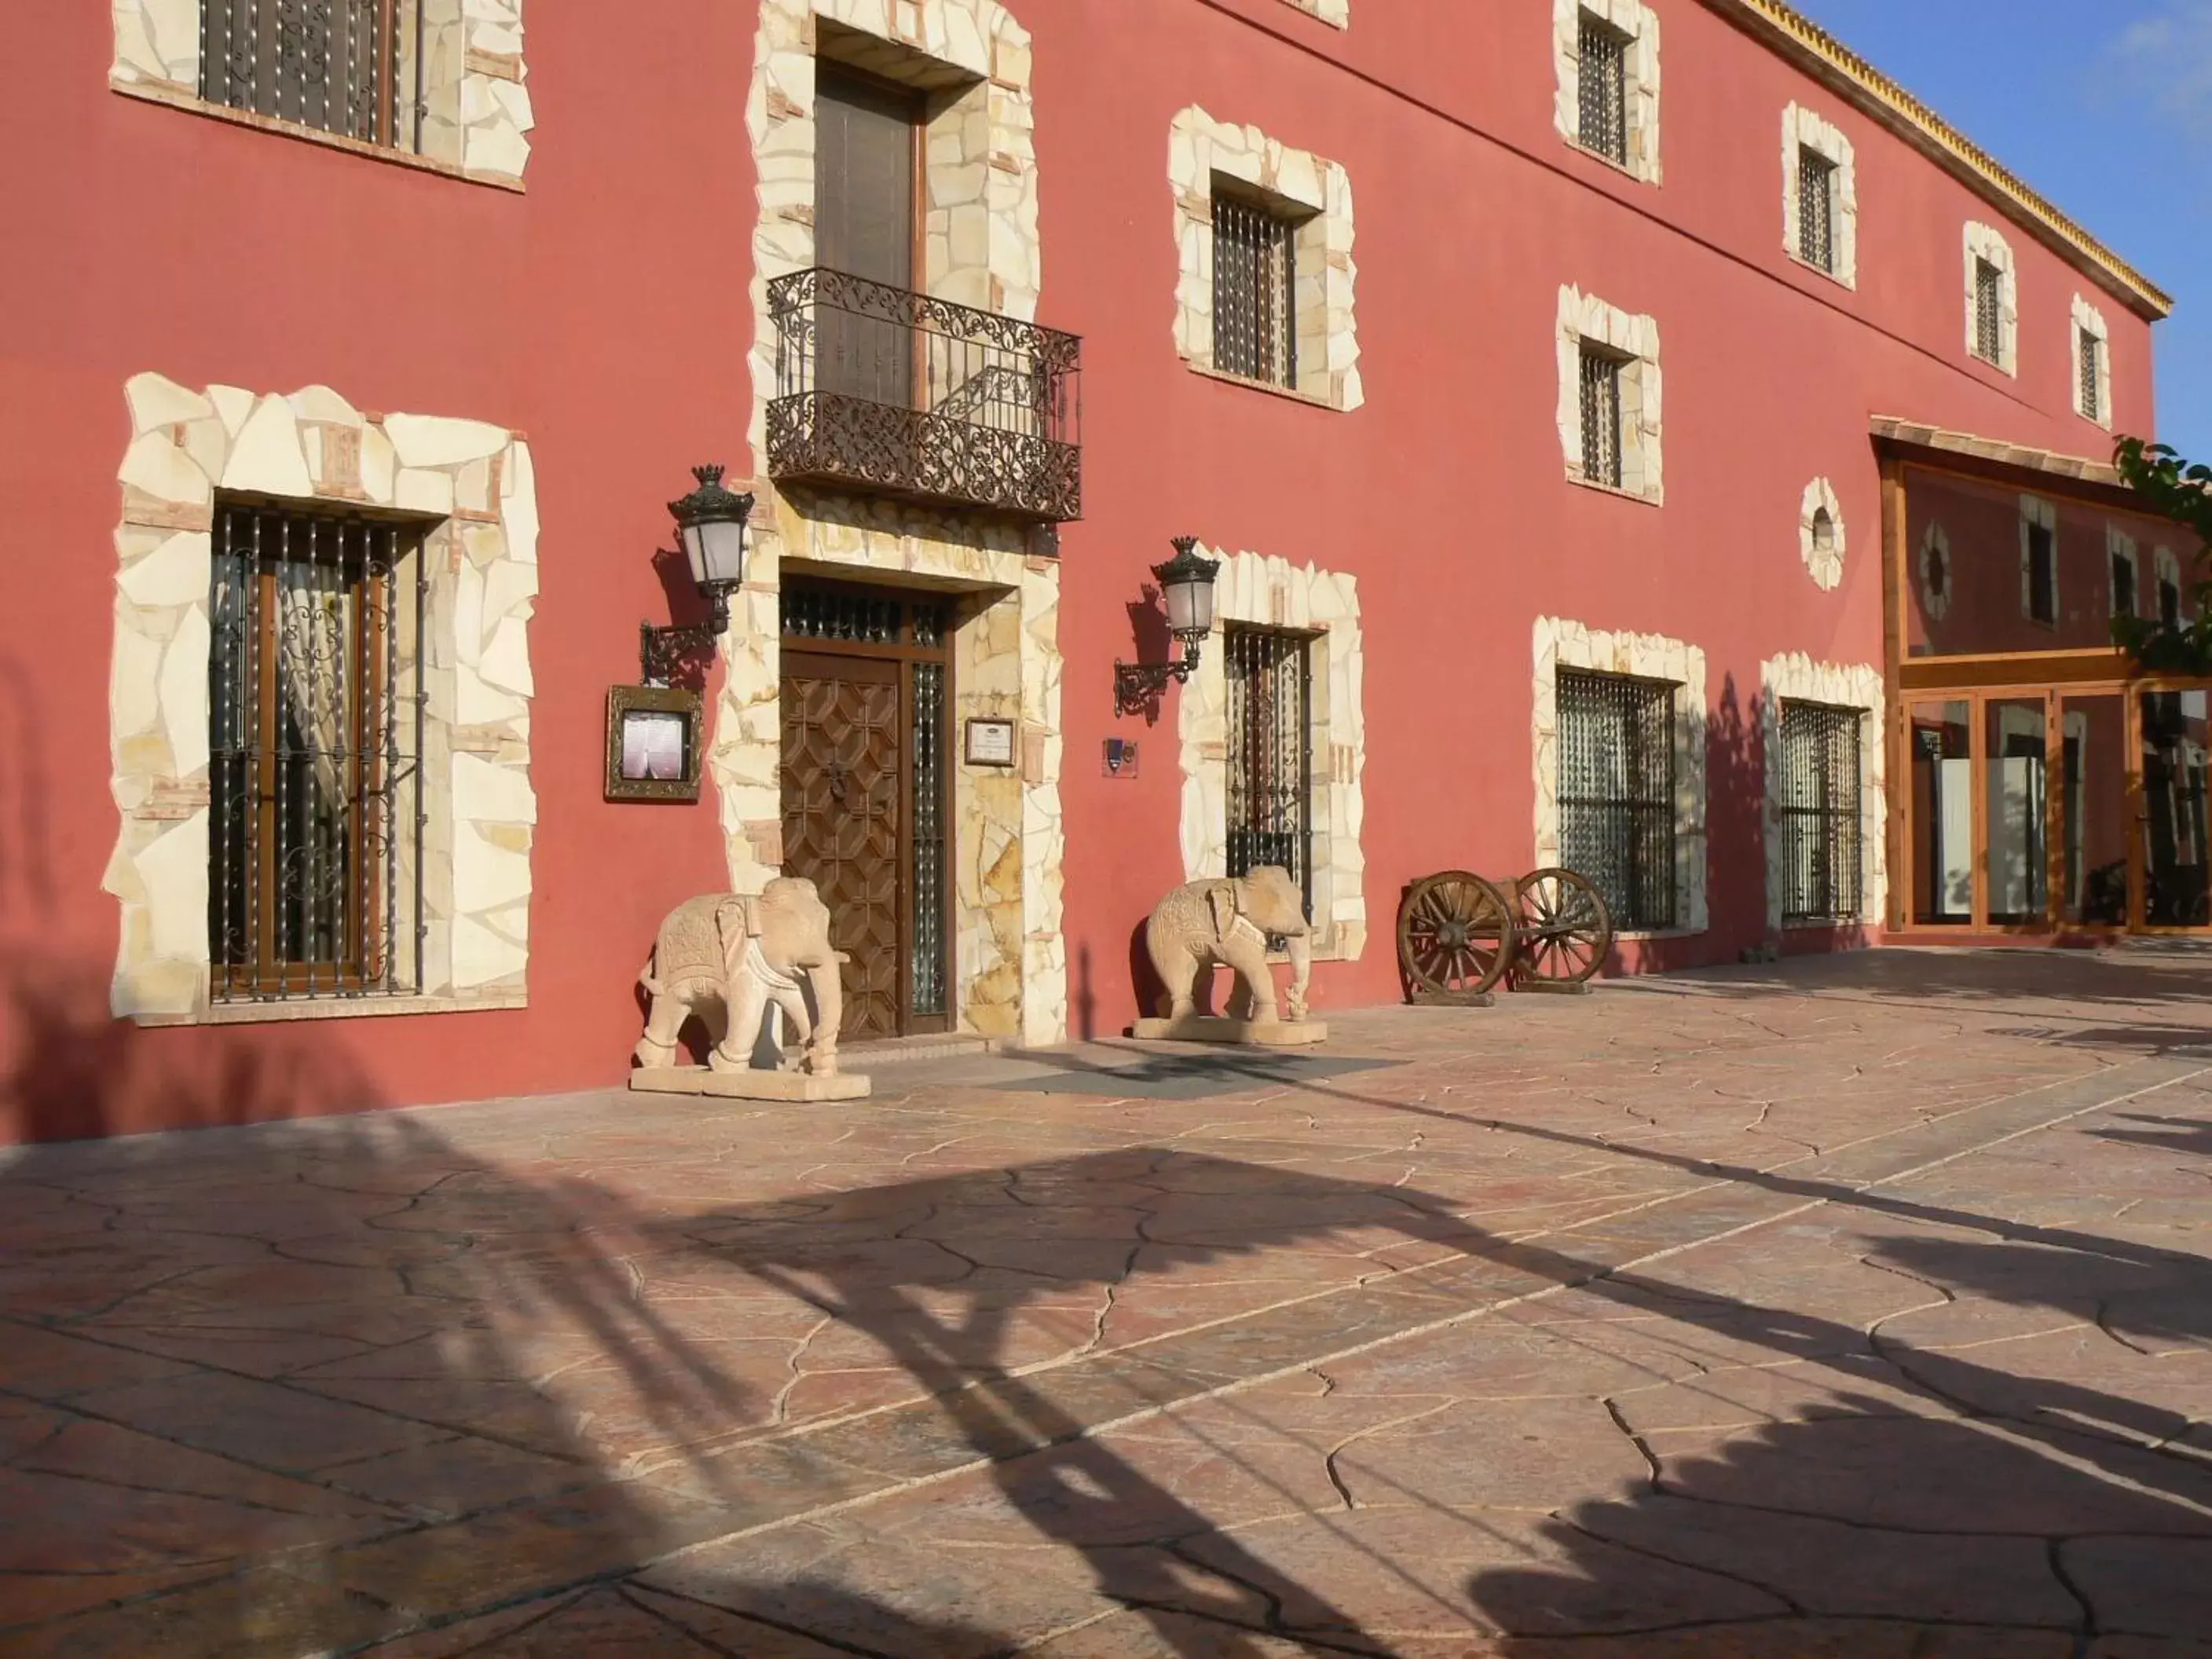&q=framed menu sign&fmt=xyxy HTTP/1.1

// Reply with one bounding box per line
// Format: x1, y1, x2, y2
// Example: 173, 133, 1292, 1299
964, 717, 1016, 767
605, 685, 705, 803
